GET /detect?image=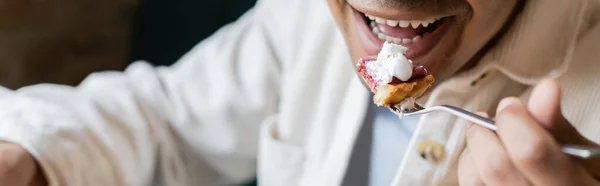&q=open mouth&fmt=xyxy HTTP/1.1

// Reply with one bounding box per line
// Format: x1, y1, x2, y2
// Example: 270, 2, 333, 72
351, 6, 454, 60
